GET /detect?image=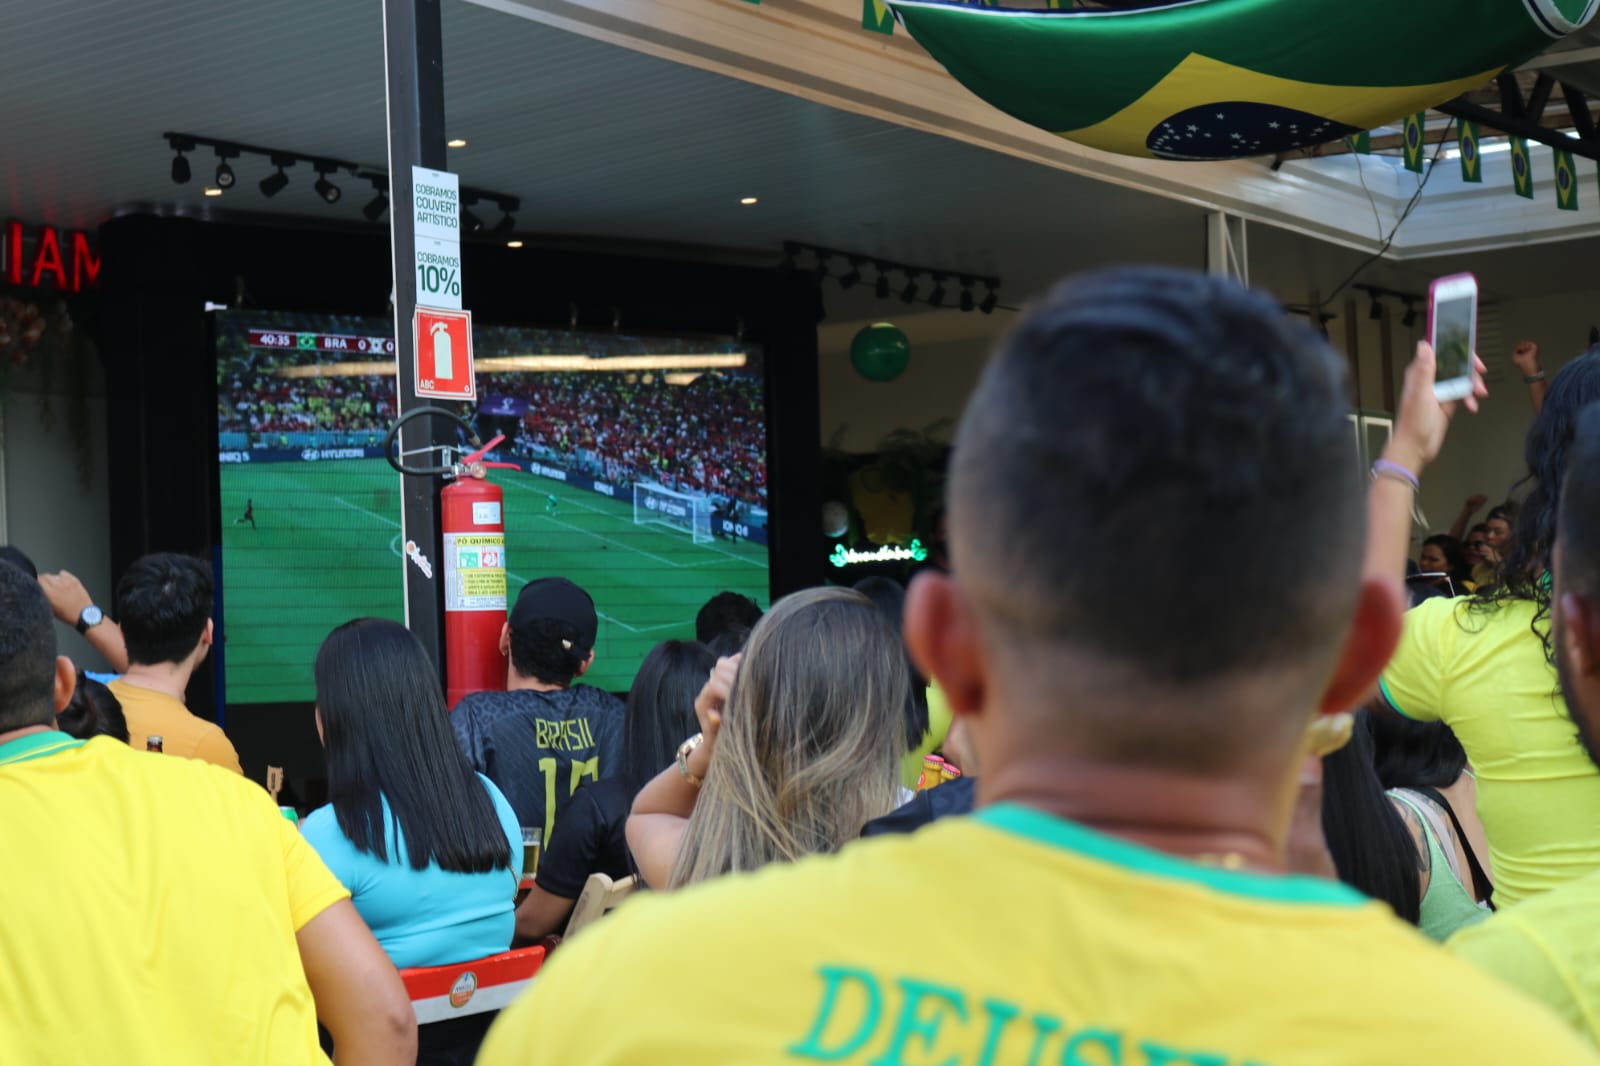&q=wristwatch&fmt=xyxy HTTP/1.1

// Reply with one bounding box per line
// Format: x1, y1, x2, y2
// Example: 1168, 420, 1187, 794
676, 732, 705, 787
75, 605, 104, 635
